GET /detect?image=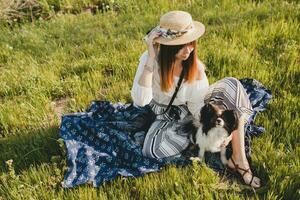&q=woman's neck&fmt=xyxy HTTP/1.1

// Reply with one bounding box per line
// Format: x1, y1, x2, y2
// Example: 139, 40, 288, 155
174, 59, 183, 67
173, 59, 183, 76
